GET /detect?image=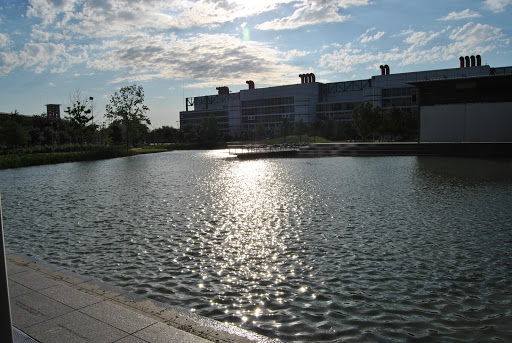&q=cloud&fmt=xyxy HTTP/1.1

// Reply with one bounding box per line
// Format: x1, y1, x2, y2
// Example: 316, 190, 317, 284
0, 33, 11, 48
0, 41, 89, 75
280, 49, 311, 60
484, 0, 512, 13
360, 27, 385, 43
449, 21, 507, 46
30, 29, 66, 42
256, 0, 370, 31
87, 32, 303, 86
438, 9, 481, 21
319, 22, 508, 73
25, 0, 289, 36
404, 31, 442, 47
